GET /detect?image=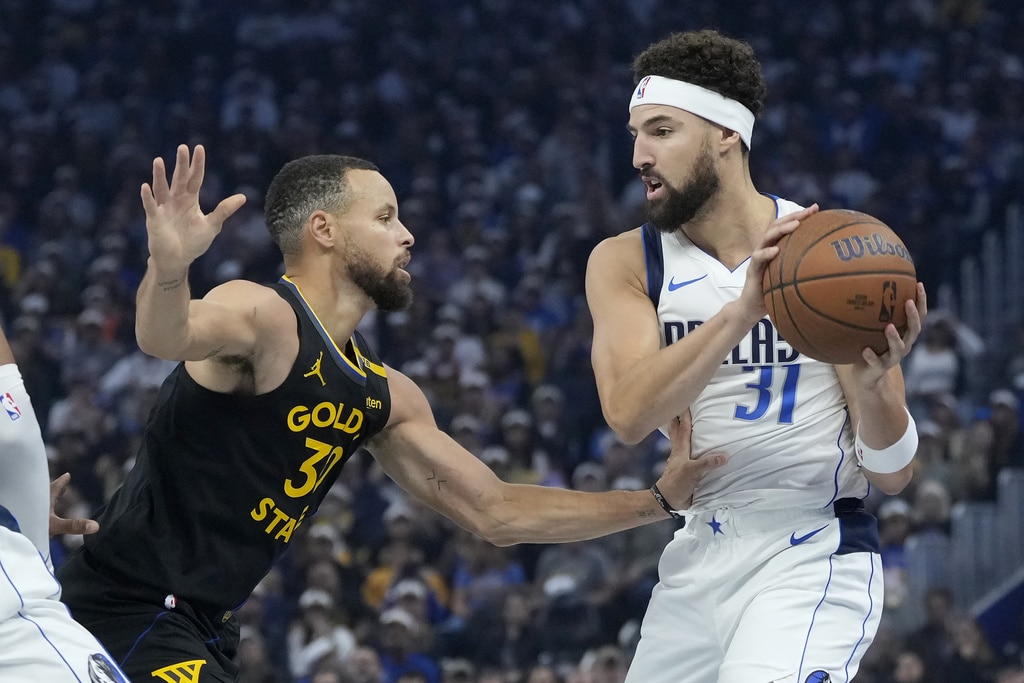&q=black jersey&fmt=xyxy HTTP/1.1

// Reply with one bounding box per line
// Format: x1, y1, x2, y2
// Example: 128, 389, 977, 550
73, 278, 391, 610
